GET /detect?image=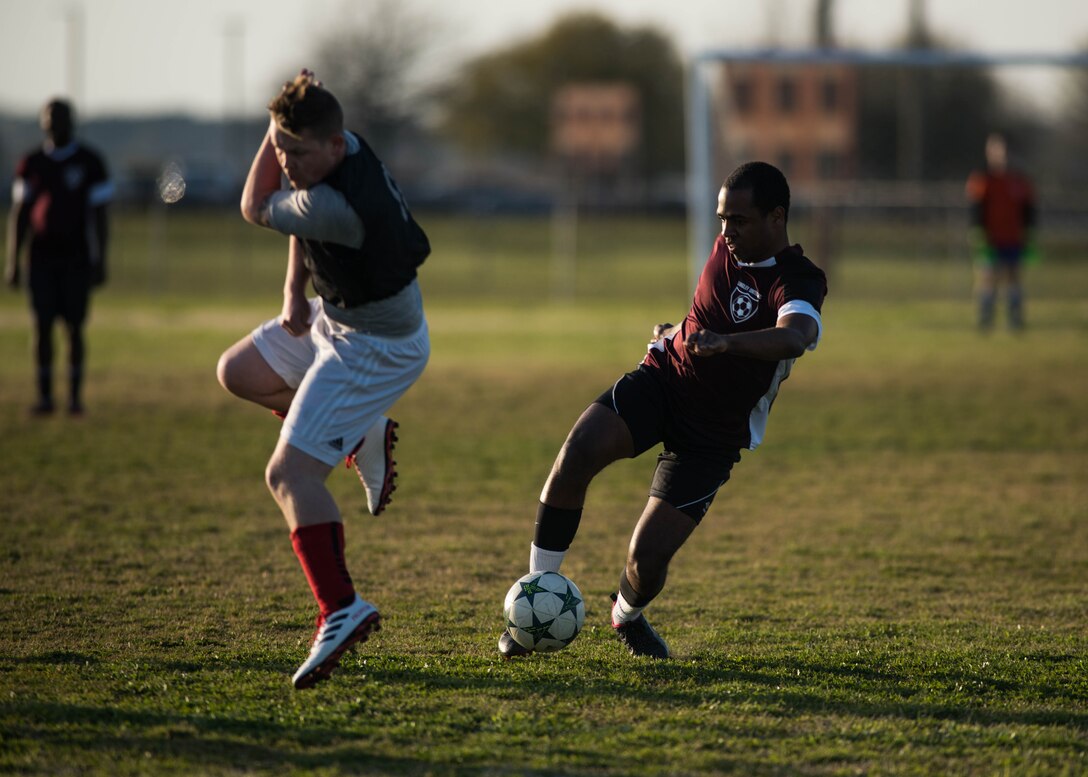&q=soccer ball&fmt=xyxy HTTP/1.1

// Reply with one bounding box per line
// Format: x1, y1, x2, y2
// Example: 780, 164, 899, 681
503, 571, 586, 652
